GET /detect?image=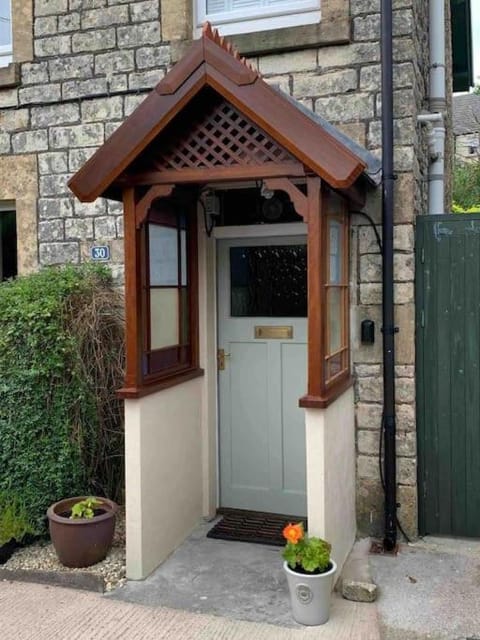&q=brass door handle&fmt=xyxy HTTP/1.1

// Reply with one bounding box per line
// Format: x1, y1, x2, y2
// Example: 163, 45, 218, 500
217, 349, 231, 370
